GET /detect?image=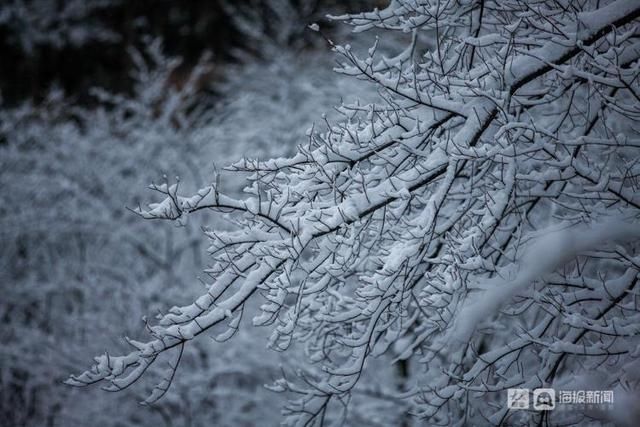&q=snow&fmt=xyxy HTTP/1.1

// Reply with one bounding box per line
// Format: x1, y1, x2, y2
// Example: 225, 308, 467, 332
6, 0, 640, 426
